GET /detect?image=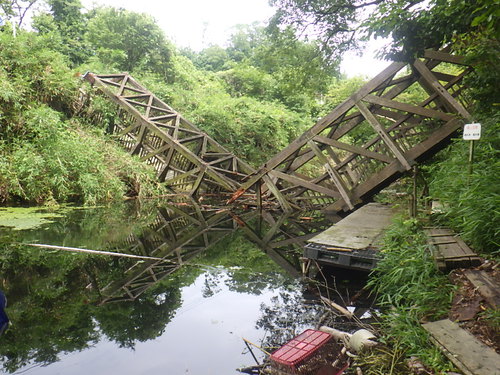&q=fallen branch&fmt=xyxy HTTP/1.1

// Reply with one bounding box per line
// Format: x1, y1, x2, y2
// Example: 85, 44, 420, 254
26, 243, 163, 261
320, 296, 354, 319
